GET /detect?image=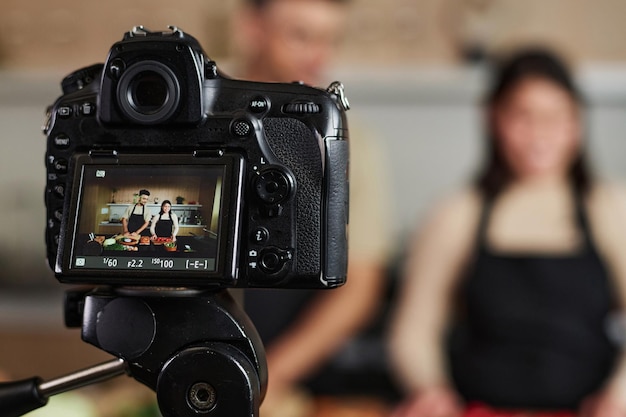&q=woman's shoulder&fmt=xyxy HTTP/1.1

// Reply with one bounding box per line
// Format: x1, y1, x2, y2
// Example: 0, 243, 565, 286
417, 186, 483, 238
427, 186, 483, 222
587, 180, 626, 252
406, 186, 483, 266
588, 180, 626, 215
